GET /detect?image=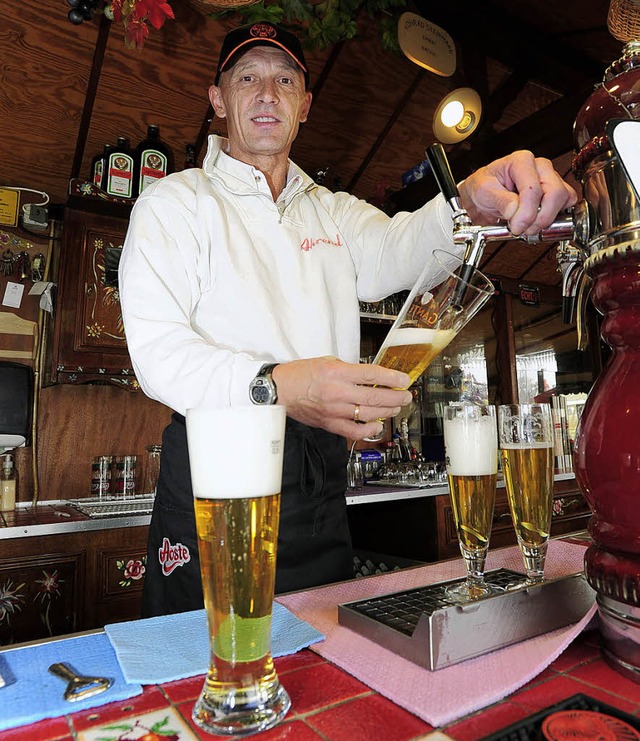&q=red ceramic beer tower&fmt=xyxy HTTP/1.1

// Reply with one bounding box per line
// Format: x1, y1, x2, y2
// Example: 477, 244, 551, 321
572, 40, 640, 682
